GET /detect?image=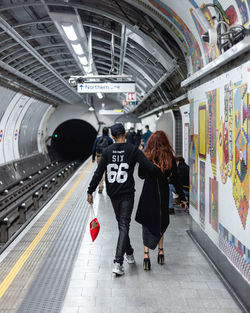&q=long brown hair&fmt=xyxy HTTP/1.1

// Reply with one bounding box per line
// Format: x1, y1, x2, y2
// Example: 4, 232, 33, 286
144, 131, 174, 173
